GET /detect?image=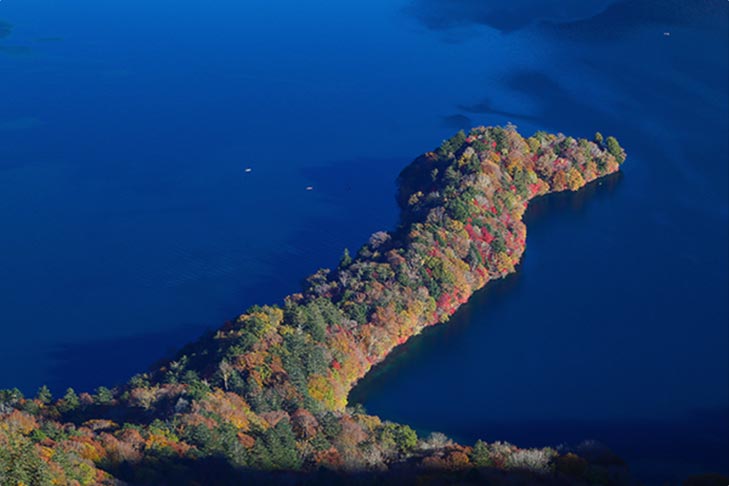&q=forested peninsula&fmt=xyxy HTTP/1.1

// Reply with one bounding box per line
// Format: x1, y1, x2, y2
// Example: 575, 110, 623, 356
1, 126, 630, 485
